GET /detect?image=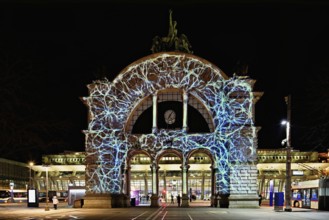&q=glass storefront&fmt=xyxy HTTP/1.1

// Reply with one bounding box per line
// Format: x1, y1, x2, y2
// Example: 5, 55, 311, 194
129, 152, 212, 205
